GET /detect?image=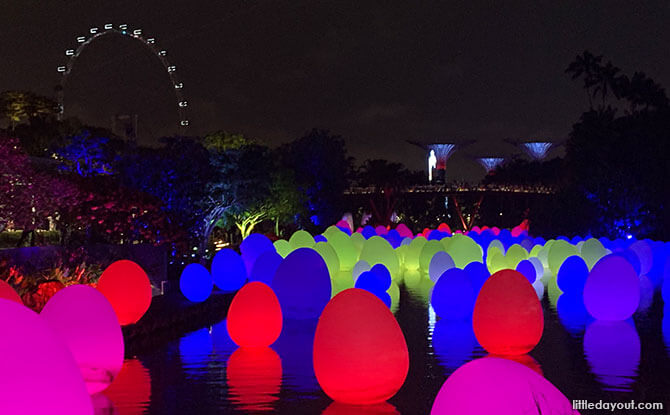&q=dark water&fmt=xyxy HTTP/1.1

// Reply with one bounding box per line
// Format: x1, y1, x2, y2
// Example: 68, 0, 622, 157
96, 276, 670, 414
